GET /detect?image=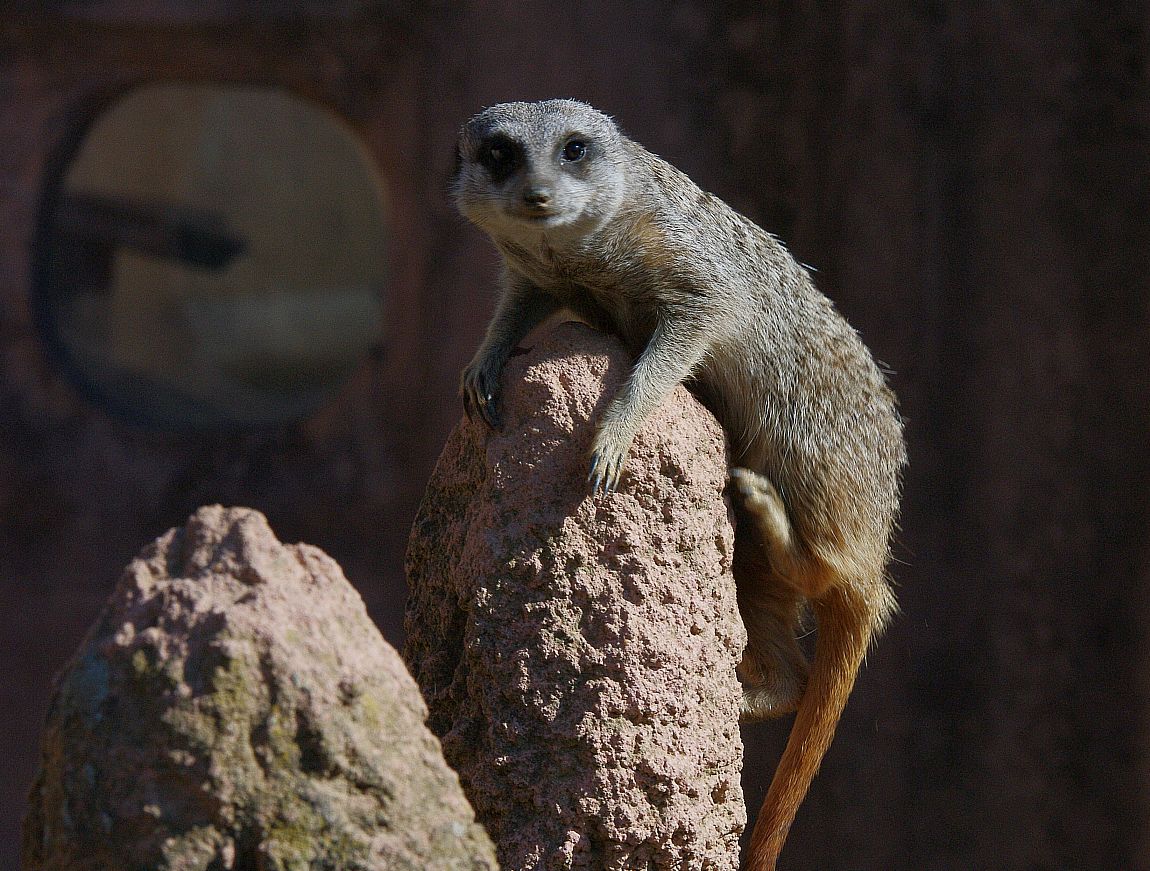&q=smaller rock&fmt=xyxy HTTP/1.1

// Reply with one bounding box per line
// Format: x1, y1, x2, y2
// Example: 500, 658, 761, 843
23, 505, 497, 871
